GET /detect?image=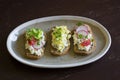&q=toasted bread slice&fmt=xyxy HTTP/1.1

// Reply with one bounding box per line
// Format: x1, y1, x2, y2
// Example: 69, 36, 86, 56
25, 28, 46, 59
25, 47, 44, 59
73, 24, 96, 55
50, 26, 71, 56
